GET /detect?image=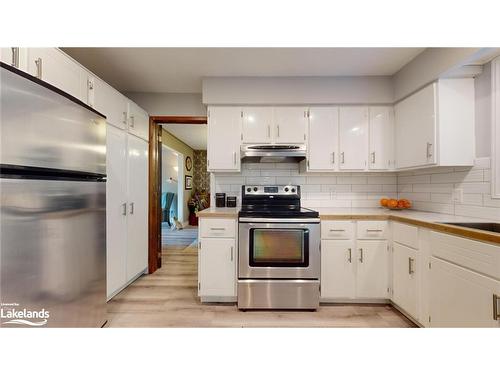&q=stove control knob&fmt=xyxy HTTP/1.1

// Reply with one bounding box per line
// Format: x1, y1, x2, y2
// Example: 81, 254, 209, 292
253, 187, 258, 192
284, 187, 289, 192
291, 188, 296, 193
246, 187, 251, 192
